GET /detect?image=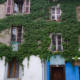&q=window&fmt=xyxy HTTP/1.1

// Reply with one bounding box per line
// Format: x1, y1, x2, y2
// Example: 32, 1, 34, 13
6, 0, 30, 15
51, 34, 63, 51
11, 26, 22, 43
13, 0, 24, 13
76, 6, 80, 21
51, 6, 61, 21
8, 58, 19, 78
